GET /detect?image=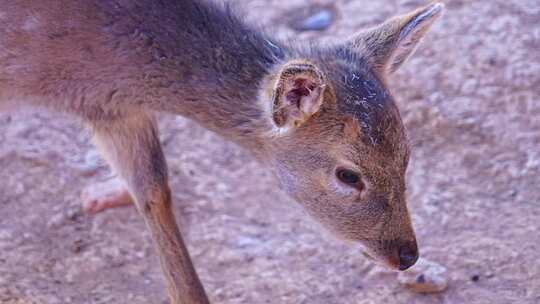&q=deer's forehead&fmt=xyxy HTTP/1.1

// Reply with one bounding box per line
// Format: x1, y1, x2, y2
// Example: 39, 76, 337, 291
351, 110, 409, 169
331, 70, 405, 148
328, 72, 409, 168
